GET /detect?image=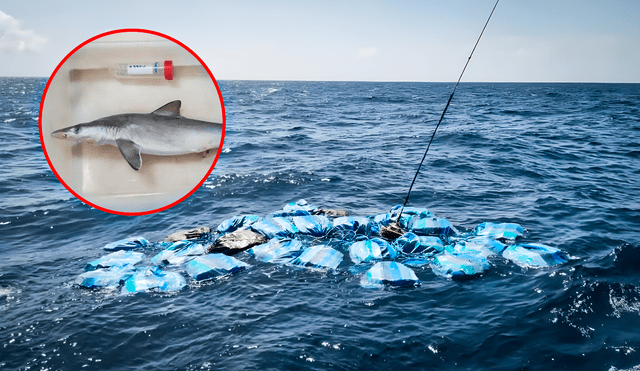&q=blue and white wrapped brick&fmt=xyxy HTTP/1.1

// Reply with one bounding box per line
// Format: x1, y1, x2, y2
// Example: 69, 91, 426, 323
408, 215, 457, 236
103, 236, 148, 251
76, 266, 135, 289
185, 254, 250, 281
431, 253, 491, 280
291, 215, 332, 237
474, 222, 524, 240
389, 205, 433, 218
249, 217, 299, 239
445, 237, 506, 258
269, 209, 311, 218
332, 216, 378, 236
371, 213, 392, 226
84, 250, 144, 271
122, 267, 186, 293
361, 261, 421, 288
268, 217, 300, 235
349, 238, 397, 264
394, 232, 444, 256
283, 199, 317, 214
289, 245, 343, 270
389, 205, 432, 229
216, 215, 263, 235
249, 238, 305, 263
151, 240, 190, 264
151, 241, 206, 266
502, 243, 568, 268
